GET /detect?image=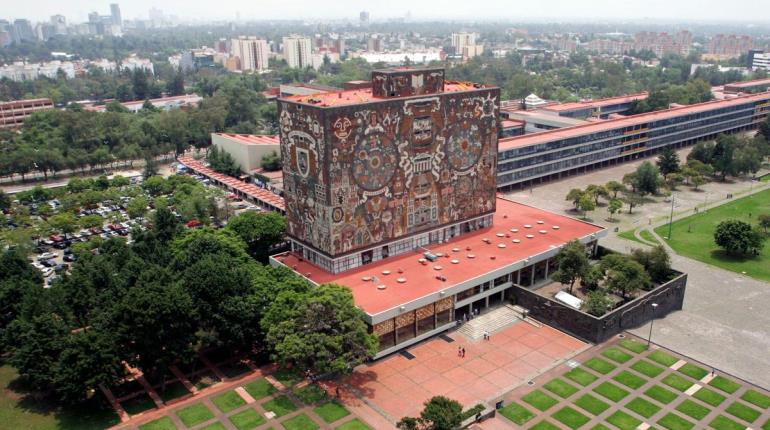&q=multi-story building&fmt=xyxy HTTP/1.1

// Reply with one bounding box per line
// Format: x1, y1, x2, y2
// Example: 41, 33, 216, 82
110, 3, 122, 27
367, 34, 384, 52
270, 67, 607, 356
633, 31, 692, 57
50, 15, 67, 35
708, 34, 753, 58
11, 19, 35, 43
0, 98, 54, 129
180, 48, 216, 71
497, 91, 770, 189
723, 77, 770, 94
359, 11, 370, 26
283, 35, 312, 69
451, 32, 484, 58
231, 37, 270, 72
120, 56, 154, 75
750, 52, 770, 71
